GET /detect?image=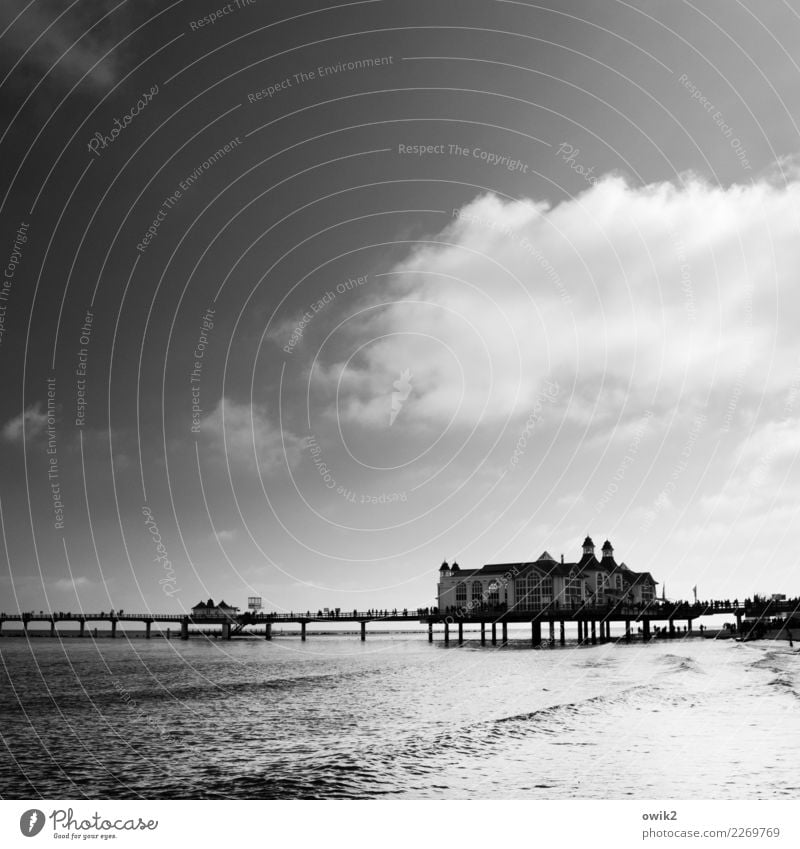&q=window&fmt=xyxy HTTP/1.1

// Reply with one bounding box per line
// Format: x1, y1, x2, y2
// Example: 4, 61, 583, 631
562, 577, 583, 608
487, 581, 500, 607
472, 581, 483, 602
595, 573, 608, 604
513, 573, 554, 611
640, 583, 655, 602
456, 583, 467, 605
615, 574, 622, 592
